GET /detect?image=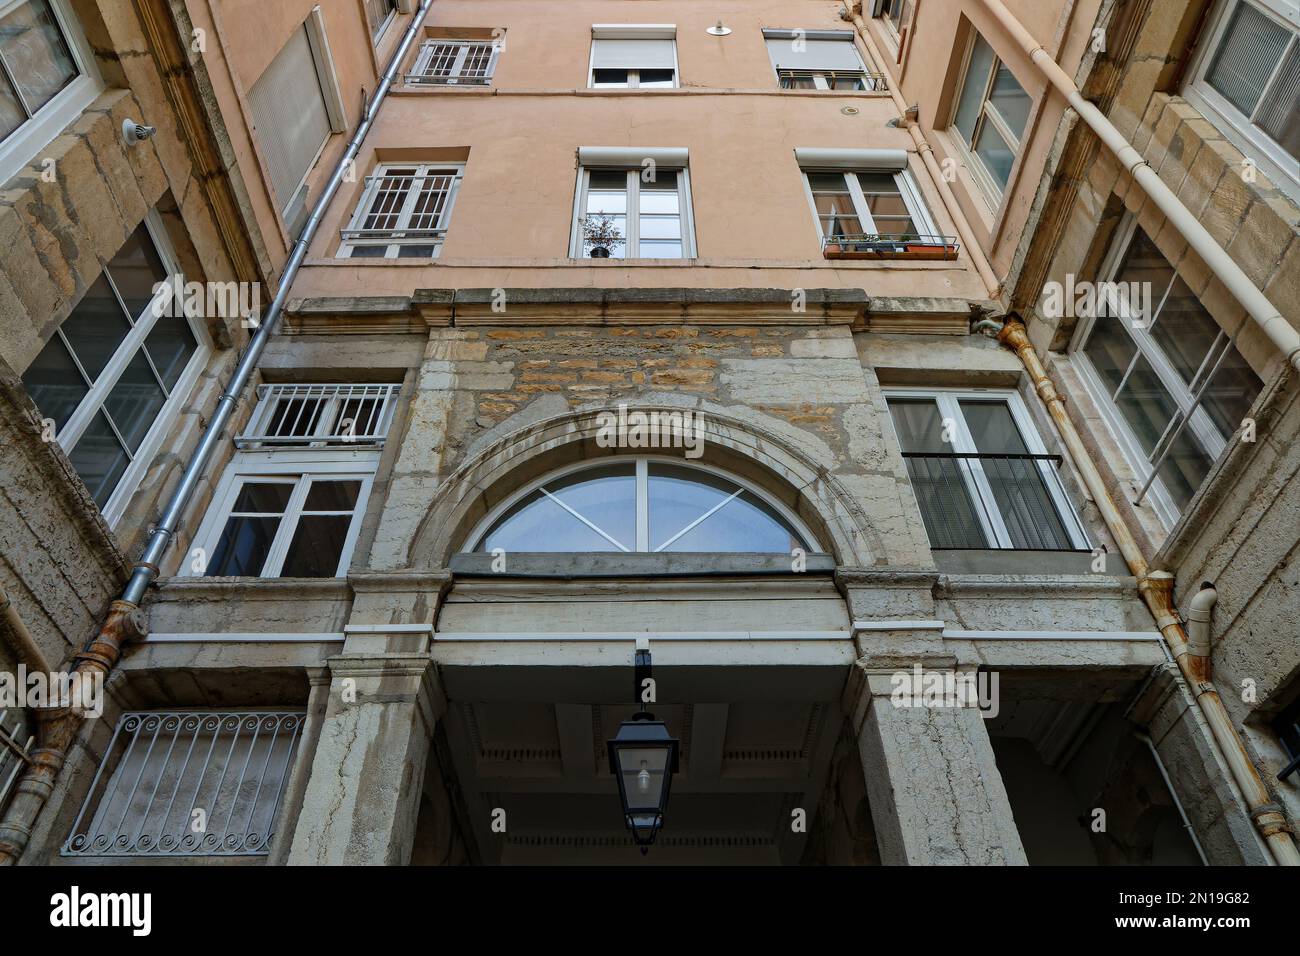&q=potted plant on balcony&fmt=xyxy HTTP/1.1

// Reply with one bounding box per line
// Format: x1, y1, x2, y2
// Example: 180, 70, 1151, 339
581, 213, 623, 258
